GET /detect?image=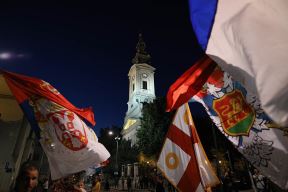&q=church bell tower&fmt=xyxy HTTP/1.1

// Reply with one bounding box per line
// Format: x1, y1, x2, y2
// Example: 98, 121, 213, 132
122, 34, 156, 145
